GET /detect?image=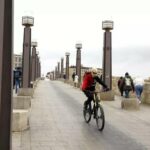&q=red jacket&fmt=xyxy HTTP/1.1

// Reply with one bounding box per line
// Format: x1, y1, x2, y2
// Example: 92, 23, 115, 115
81, 73, 94, 91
